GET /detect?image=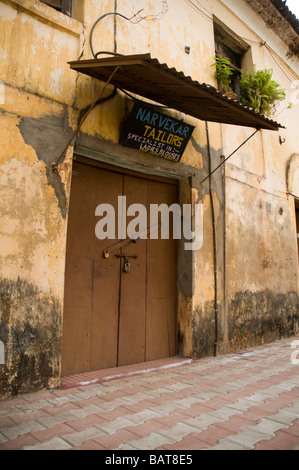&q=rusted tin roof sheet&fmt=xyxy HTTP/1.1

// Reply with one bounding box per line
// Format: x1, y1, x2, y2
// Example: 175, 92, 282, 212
69, 53, 284, 131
